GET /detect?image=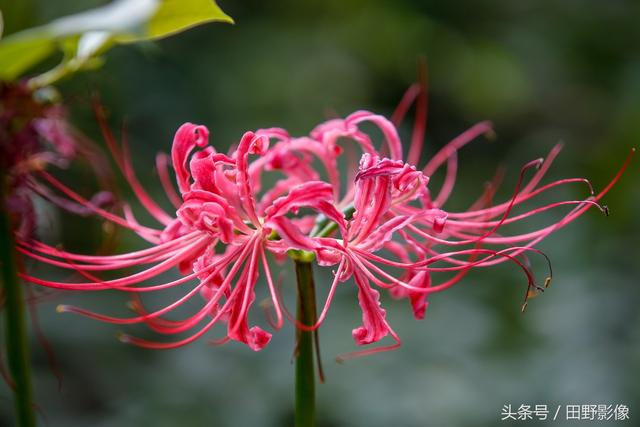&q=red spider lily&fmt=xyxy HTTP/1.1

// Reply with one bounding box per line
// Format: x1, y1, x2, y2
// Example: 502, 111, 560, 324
19, 122, 345, 351
17, 84, 633, 357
